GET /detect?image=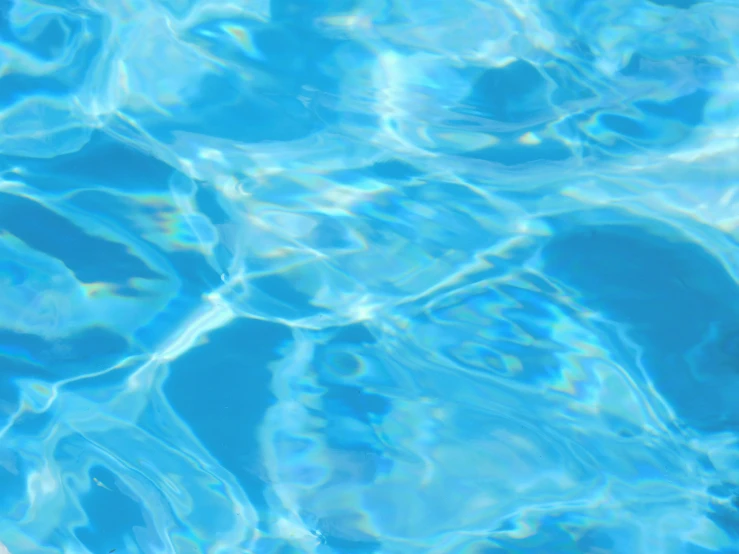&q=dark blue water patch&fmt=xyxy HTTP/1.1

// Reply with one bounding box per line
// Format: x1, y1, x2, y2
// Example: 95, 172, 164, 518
708, 482, 739, 500
255, 25, 346, 95
163, 318, 291, 515
0, 448, 25, 518
688, 324, 739, 382
543, 223, 727, 343
317, 531, 381, 554
330, 324, 375, 345
0, 367, 21, 414
132, 291, 201, 352
0, 193, 164, 285
321, 385, 390, 426
319, 167, 367, 185
599, 114, 646, 139
30, 131, 175, 193
252, 273, 324, 318
0, 74, 71, 108
254, 540, 304, 554
577, 529, 616, 552
543, 220, 739, 432
0, 328, 130, 380
463, 60, 553, 125
367, 159, 420, 181
71, 193, 215, 281
74, 465, 153, 554
648, 0, 701, 7
635, 88, 710, 127
716, 328, 739, 358
195, 184, 230, 225
463, 138, 572, 165
620, 54, 642, 78
0, 0, 14, 30
570, 39, 596, 61
167, 250, 222, 291
133, 252, 221, 349
18, 14, 69, 60
0, 332, 72, 380
707, 500, 739, 543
